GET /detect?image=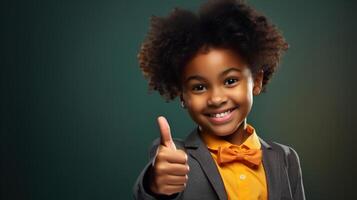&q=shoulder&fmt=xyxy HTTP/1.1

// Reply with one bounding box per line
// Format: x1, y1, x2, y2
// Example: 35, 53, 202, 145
265, 140, 302, 169
270, 141, 300, 157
